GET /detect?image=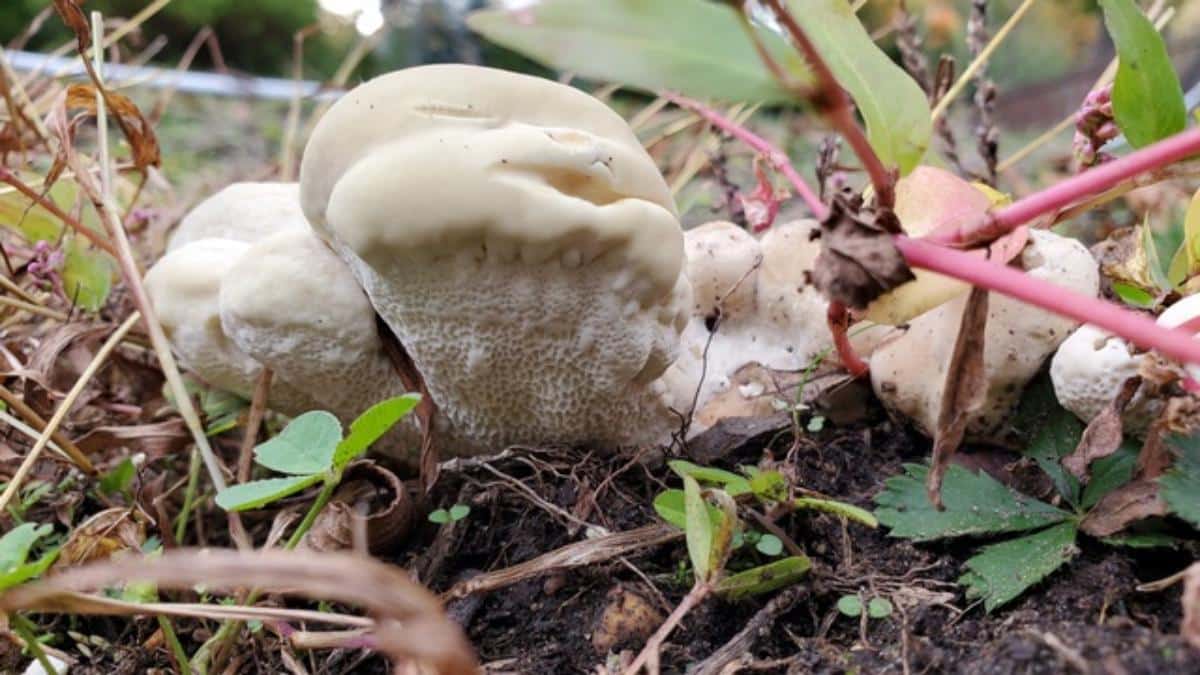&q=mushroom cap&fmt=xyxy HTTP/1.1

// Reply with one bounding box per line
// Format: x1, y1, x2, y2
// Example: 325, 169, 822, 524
862, 166, 992, 325
298, 64, 689, 451
870, 229, 1100, 439
218, 229, 412, 428
168, 182, 307, 252
683, 220, 761, 320
143, 238, 321, 413
1049, 324, 1159, 432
